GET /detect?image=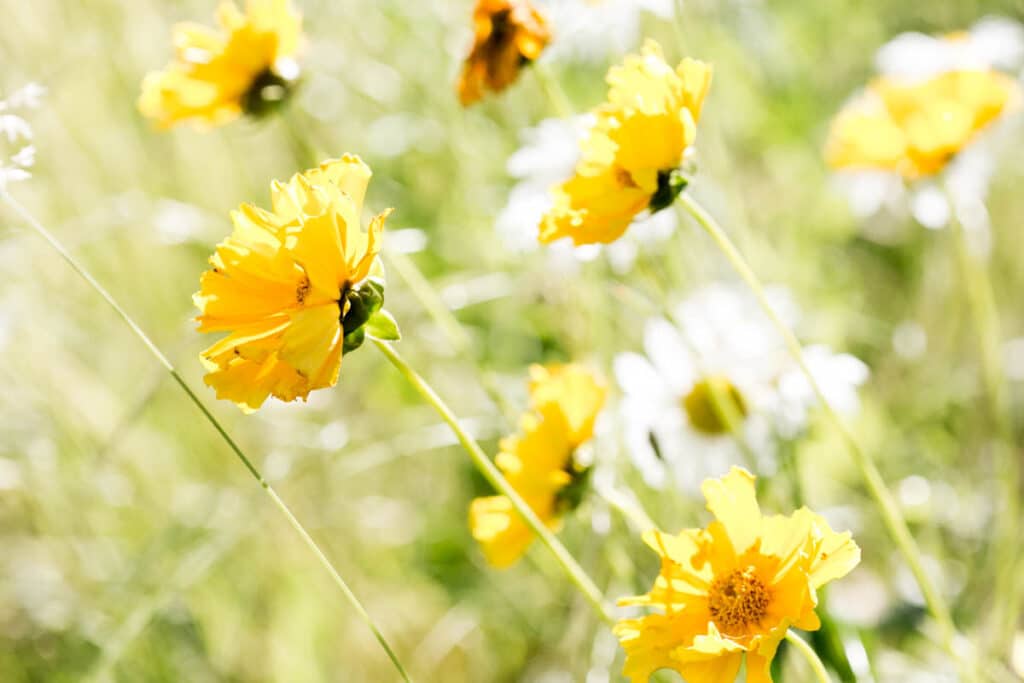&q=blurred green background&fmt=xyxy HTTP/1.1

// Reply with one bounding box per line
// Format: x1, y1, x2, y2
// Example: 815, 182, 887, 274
1, 0, 1023, 680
